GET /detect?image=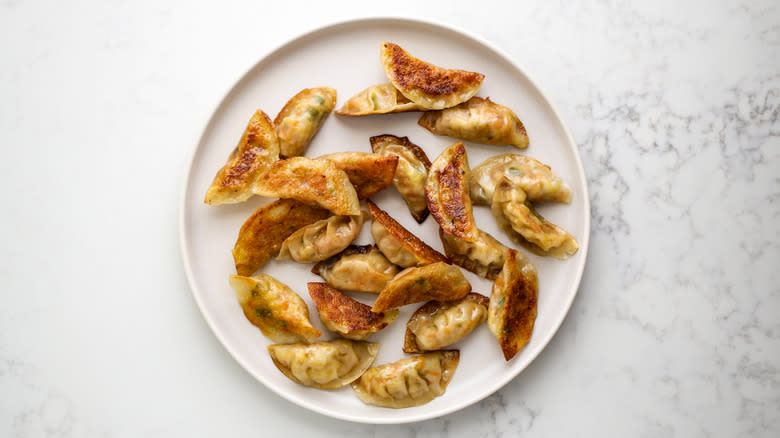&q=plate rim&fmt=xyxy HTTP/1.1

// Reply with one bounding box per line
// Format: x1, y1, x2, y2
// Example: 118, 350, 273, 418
178, 15, 591, 424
